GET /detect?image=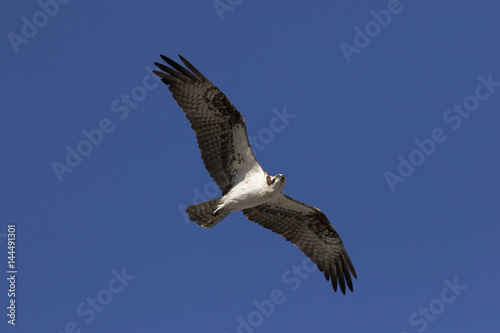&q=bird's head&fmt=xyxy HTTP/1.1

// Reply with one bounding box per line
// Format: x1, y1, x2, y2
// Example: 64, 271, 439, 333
272, 174, 286, 191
